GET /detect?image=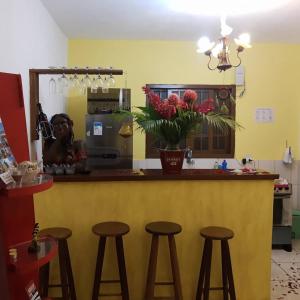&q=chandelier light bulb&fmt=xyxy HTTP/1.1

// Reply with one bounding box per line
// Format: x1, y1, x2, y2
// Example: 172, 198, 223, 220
220, 15, 233, 37
234, 33, 252, 48
211, 42, 223, 58
196, 37, 215, 53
